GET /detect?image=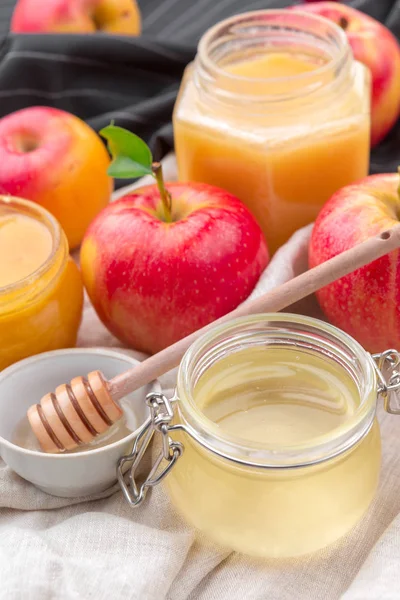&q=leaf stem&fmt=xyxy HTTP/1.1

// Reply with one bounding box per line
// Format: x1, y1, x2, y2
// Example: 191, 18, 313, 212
152, 162, 172, 222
